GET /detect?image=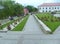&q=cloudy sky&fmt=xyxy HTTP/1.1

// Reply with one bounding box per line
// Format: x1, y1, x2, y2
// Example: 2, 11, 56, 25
14, 0, 60, 7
